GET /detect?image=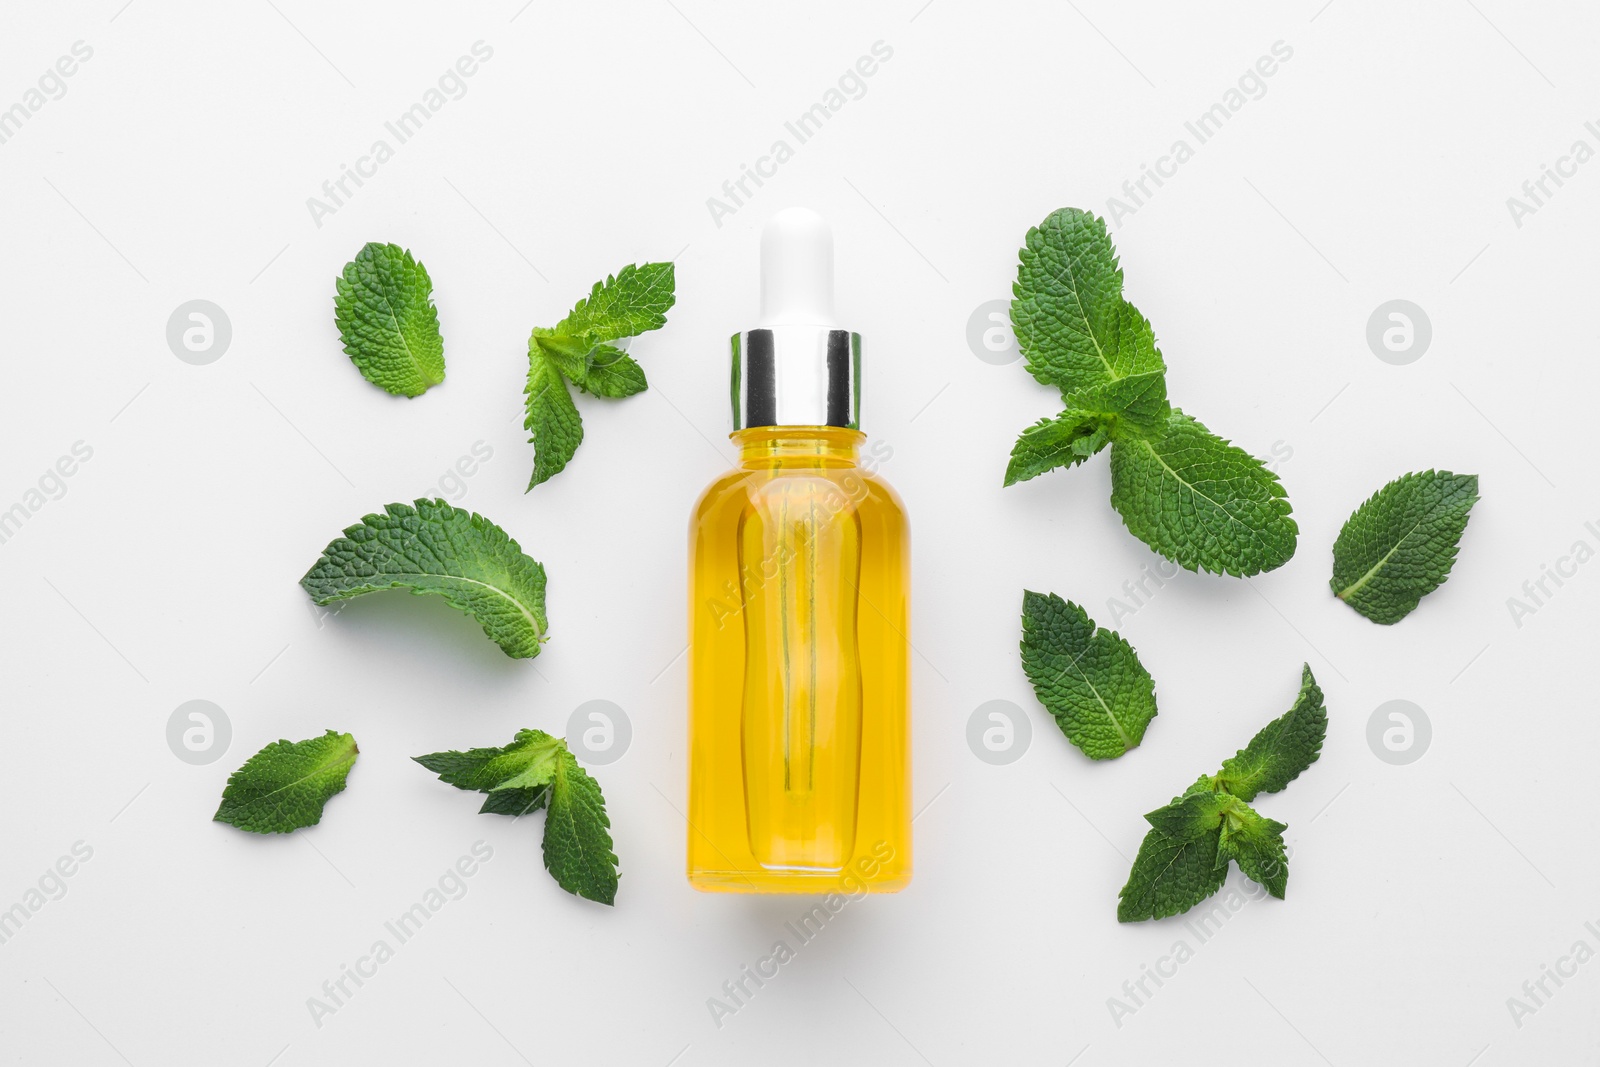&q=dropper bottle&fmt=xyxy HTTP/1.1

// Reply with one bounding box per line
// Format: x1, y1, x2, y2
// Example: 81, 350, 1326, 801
687, 208, 911, 893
